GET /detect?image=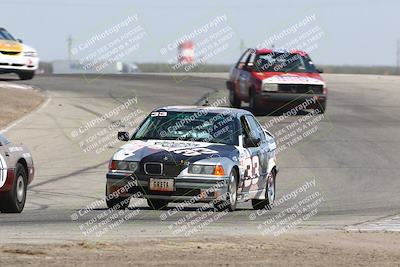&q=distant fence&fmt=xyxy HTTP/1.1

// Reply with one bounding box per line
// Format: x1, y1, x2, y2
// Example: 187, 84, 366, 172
137, 63, 399, 75
39, 62, 399, 75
